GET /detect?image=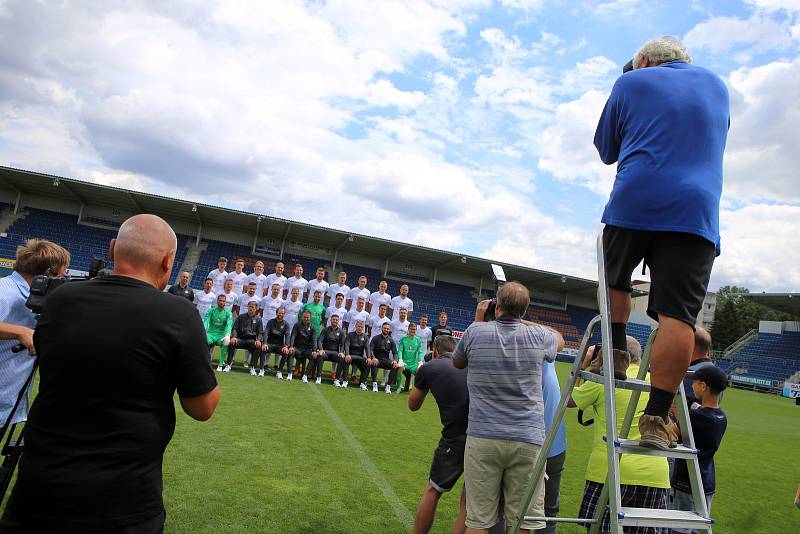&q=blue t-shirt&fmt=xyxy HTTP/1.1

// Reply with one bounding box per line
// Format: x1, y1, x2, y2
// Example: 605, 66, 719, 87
594, 61, 729, 252
542, 360, 567, 457
672, 406, 727, 494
